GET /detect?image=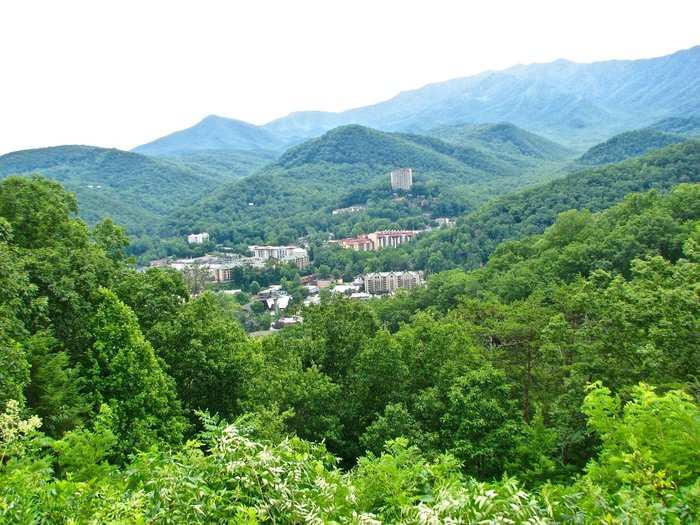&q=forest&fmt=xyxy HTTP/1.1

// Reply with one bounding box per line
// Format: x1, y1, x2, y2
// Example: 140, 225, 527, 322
1, 174, 698, 523
308, 141, 700, 279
